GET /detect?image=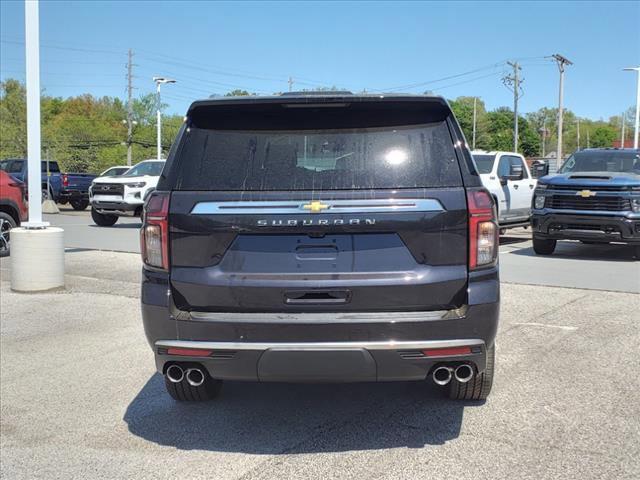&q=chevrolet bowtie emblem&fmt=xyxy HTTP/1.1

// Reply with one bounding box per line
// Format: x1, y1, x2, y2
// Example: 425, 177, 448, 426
576, 190, 596, 198
302, 201, 329, 213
